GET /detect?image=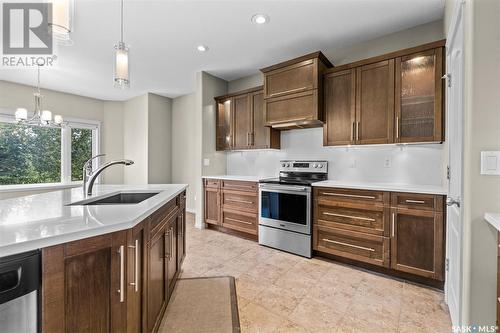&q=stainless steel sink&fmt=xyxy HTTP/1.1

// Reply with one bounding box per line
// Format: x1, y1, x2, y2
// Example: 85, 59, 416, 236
69, 192, 160, 206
